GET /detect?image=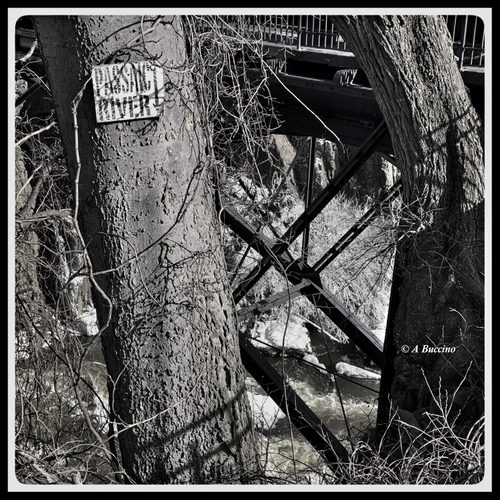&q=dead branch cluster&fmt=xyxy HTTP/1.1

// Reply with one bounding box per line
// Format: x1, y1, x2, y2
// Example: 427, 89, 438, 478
13, 16, 485, 486
15, 36, 120, 484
